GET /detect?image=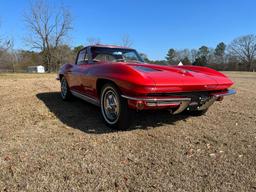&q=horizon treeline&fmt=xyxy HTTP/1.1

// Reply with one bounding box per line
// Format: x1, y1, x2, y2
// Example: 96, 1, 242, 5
144, 34, 256, 72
